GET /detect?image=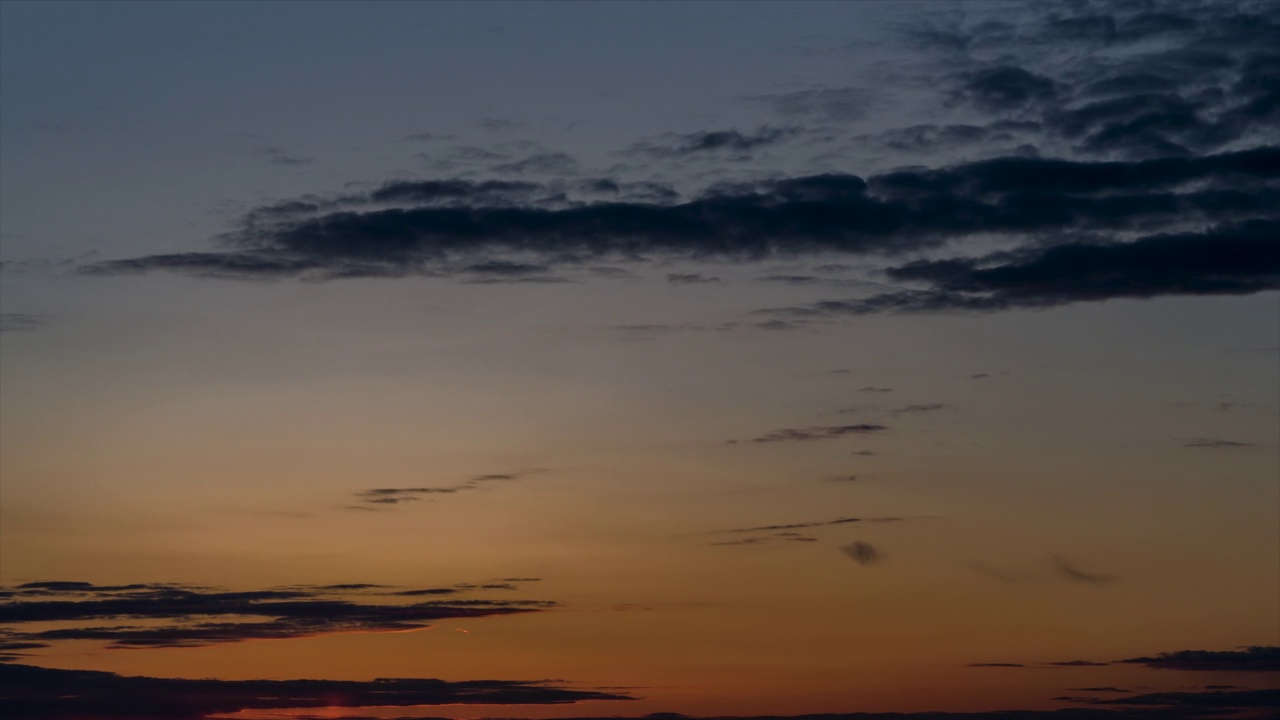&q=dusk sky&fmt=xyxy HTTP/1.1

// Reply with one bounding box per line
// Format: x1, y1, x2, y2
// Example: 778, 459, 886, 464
1, 1, 1277, 719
